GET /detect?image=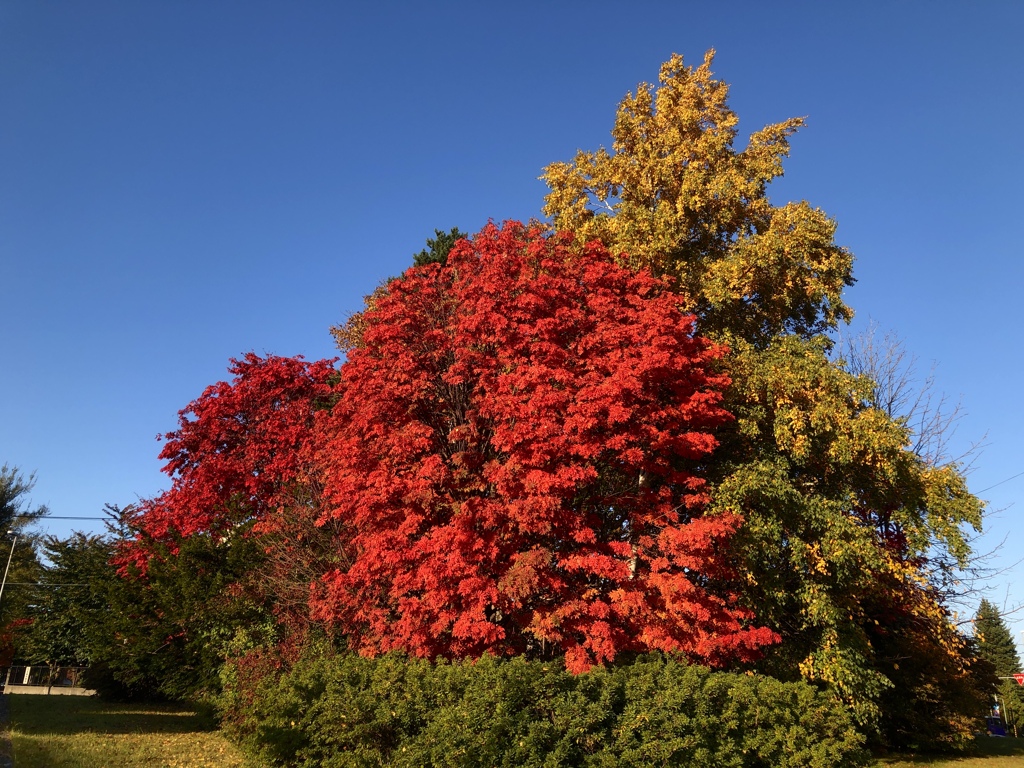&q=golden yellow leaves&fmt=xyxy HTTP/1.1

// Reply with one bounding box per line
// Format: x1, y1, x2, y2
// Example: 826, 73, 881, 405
541, 50, 853, 347
331, 281, 391, 353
